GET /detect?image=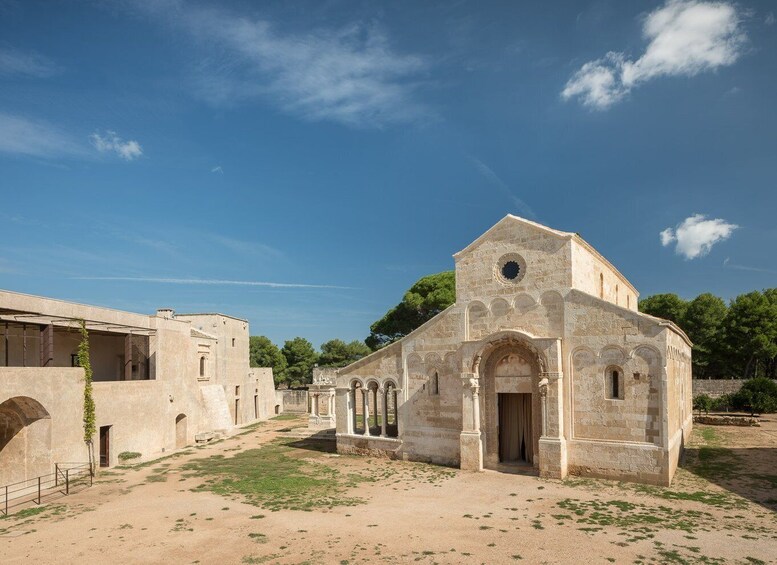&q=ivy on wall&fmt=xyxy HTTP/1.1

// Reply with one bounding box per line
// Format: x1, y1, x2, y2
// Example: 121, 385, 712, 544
78, 320, 96, 445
